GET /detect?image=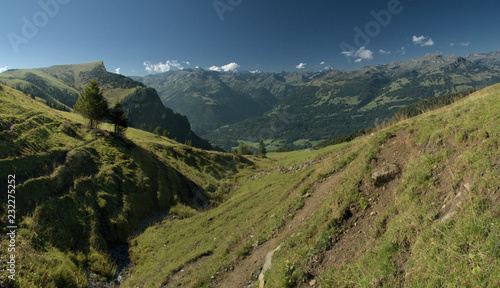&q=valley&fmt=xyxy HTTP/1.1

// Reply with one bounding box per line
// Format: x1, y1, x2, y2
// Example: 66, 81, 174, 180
134, 52, 500, 151
0, 79, 498, 287
124, 84, 499, 287
2, 1, 499, 287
